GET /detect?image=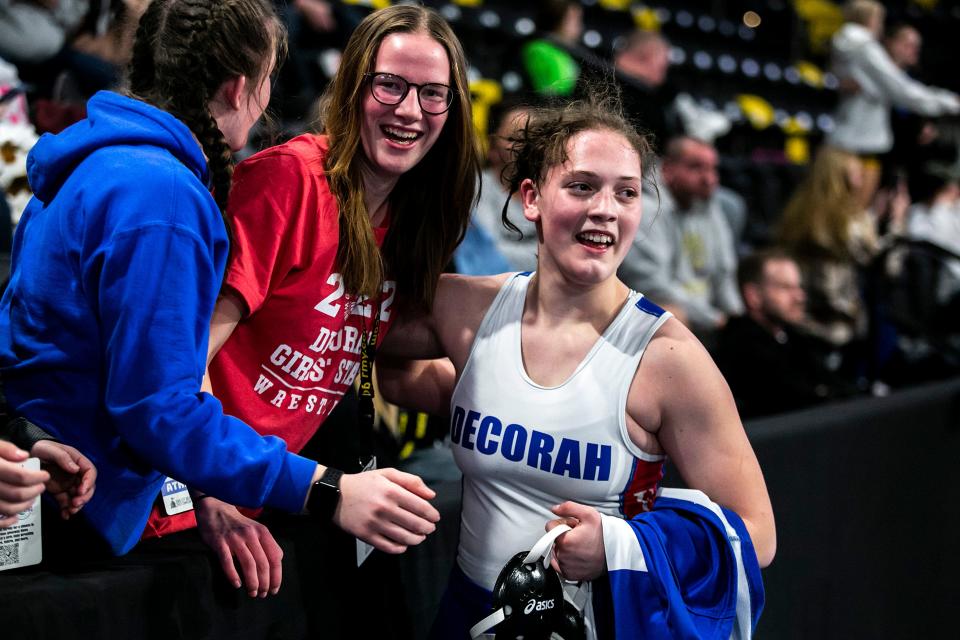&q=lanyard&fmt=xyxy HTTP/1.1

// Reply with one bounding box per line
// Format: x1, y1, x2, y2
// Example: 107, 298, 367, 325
355, 306, 380, 468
